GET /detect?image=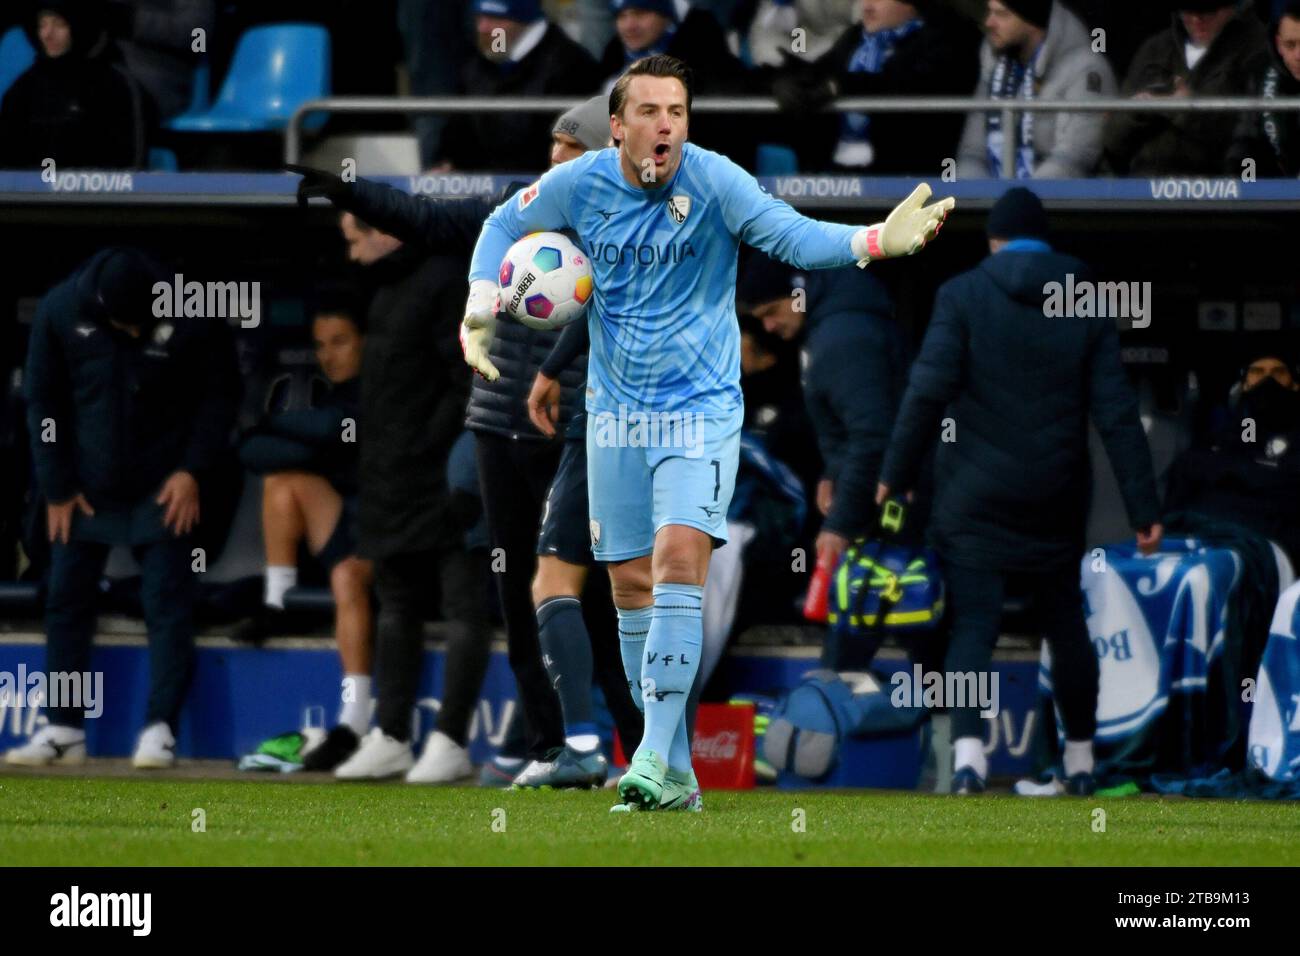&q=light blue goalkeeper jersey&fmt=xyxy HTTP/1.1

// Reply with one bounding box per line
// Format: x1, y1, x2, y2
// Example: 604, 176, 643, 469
469, 143, 862, 415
